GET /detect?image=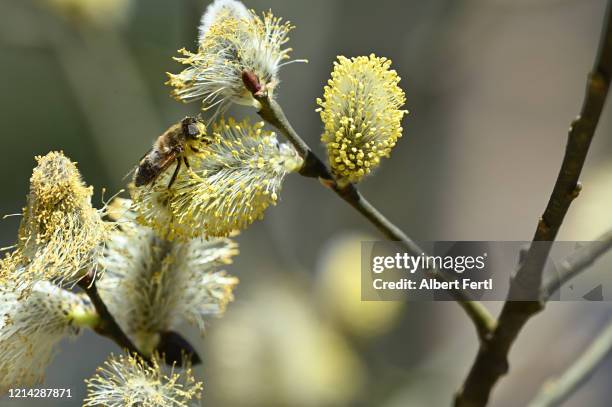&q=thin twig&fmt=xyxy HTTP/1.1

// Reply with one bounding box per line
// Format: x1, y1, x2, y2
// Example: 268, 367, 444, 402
528, 319, 612, 407
78, 274, 149, 362
542, 229, 612, 301
257, 96, 332, 179
454, 2, 612, 405
345, 187, 497, 339
255, 95, 497, 341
